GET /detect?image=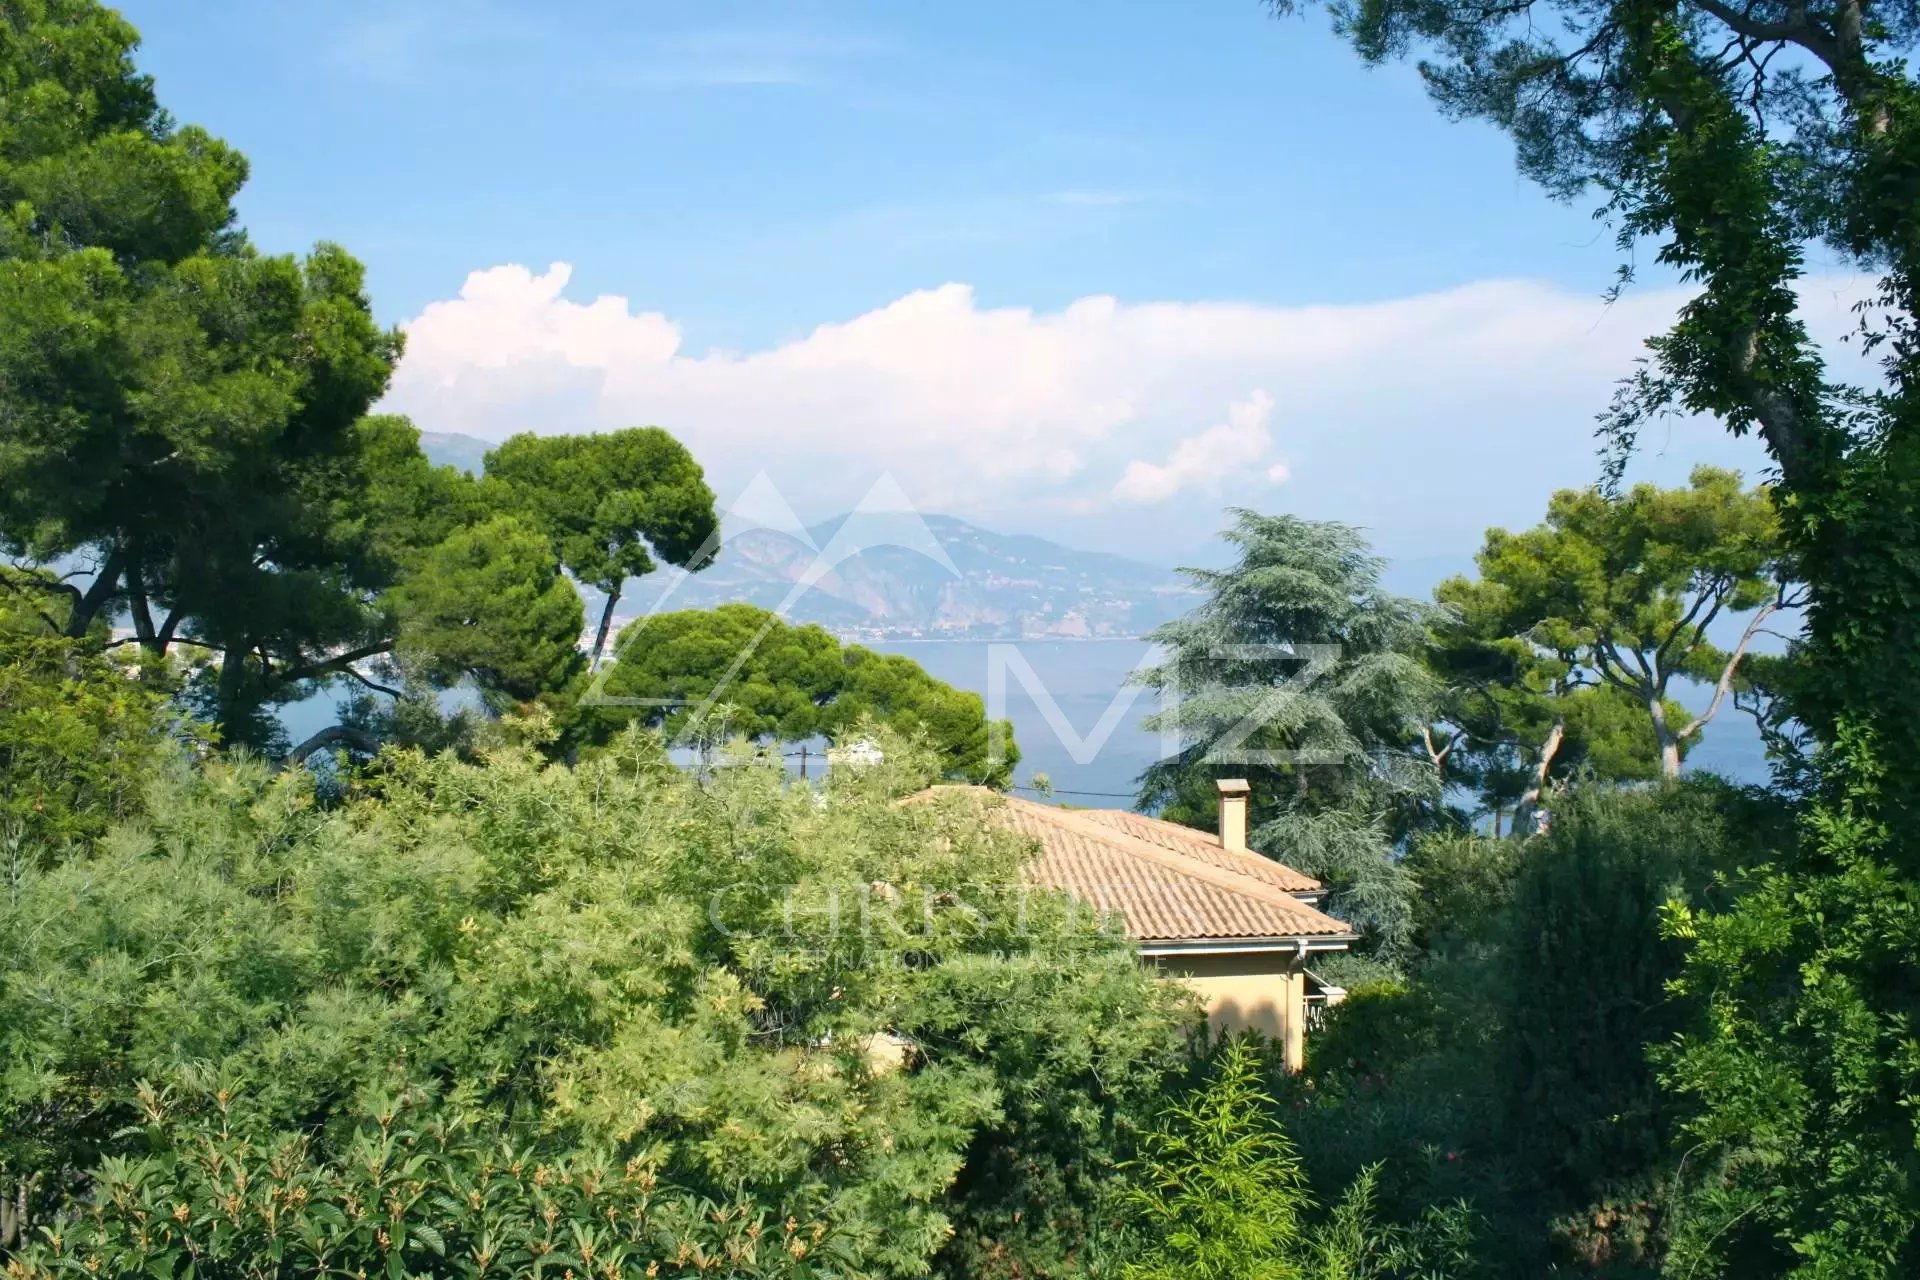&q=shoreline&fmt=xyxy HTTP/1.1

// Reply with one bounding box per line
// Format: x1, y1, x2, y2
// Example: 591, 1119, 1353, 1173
854, 634, 1152, 645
